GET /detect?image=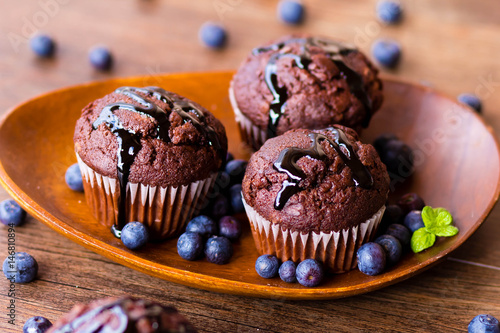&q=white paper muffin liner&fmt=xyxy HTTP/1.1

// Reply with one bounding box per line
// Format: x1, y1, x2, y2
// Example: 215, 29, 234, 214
229, 83, 268, 151
242, 196, 385, 273
76, 153, 217, 240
